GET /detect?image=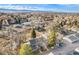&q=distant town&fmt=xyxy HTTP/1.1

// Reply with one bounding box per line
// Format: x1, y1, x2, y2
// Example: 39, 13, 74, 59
0, 12, 79, 55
